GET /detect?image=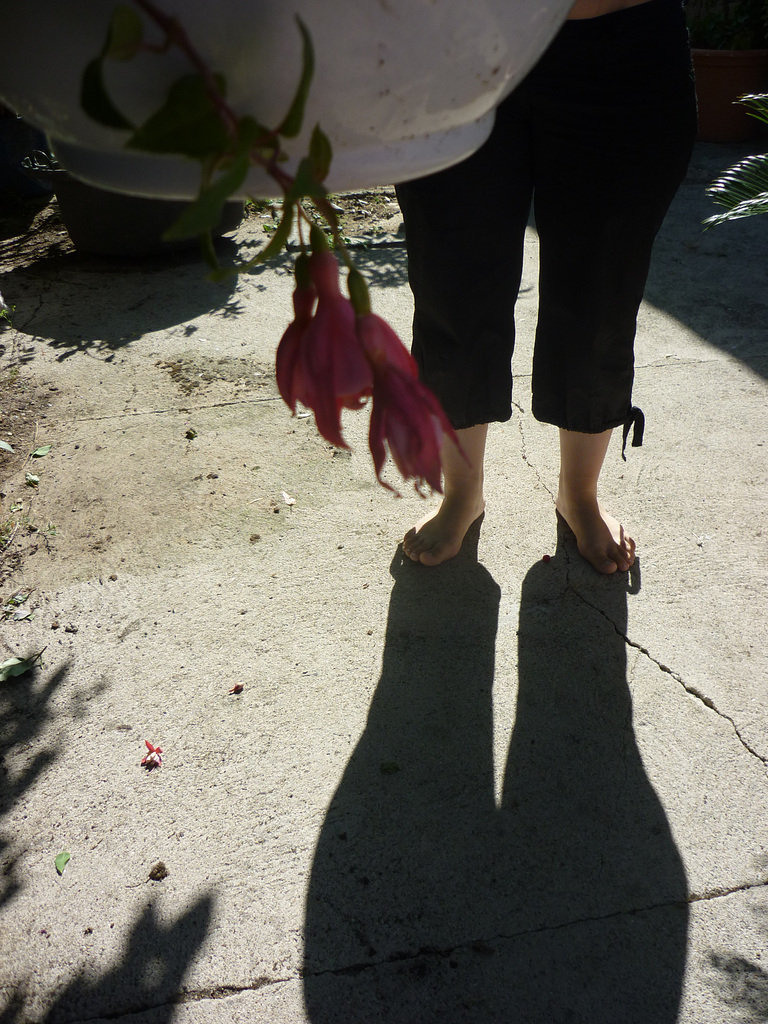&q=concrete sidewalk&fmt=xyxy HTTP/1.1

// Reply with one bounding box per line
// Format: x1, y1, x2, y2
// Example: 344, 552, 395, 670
0, 141, 767, 1023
